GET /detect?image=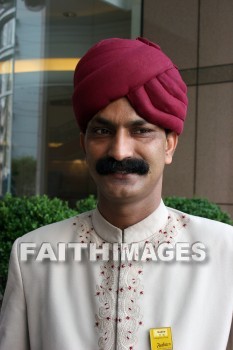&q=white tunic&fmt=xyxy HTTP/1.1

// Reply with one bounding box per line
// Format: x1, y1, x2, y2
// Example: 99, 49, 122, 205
0, 201, 233, 350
